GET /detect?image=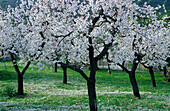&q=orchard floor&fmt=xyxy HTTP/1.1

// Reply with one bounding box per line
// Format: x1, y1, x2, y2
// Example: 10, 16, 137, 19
0, 62, 170, 110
